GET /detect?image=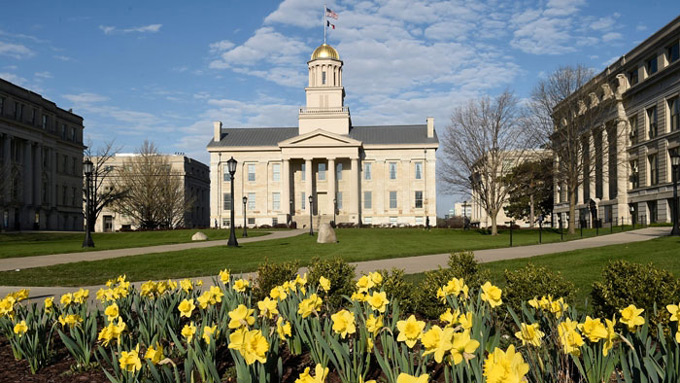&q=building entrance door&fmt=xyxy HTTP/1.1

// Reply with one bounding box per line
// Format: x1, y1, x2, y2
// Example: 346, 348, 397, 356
104, 216, 113, 232
317, 192, 327, 216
